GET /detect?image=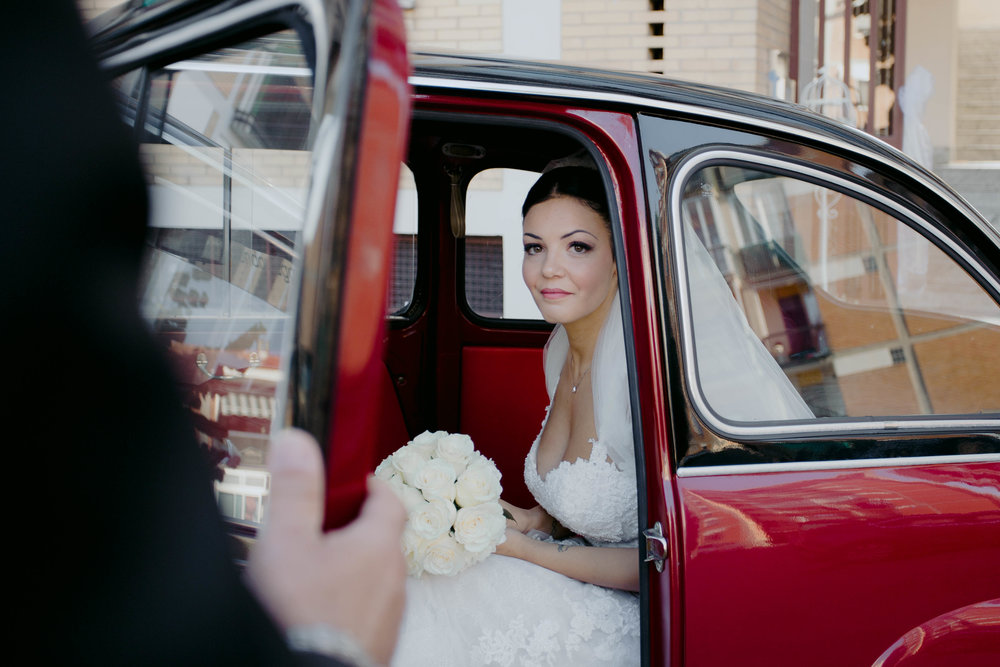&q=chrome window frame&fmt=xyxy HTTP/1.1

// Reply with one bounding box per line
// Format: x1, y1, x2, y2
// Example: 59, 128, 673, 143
102, 0, 332, 116
668, 151, 1000, 448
